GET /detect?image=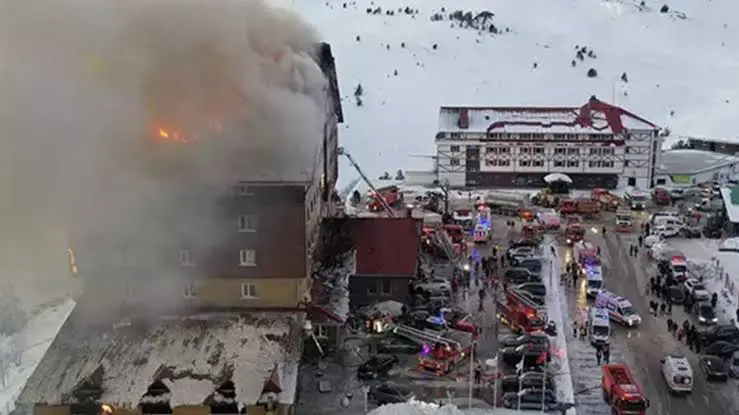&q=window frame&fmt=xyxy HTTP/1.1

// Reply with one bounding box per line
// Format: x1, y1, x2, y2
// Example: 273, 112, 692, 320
239, 249, 256, 267
240, 283, 258, 299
